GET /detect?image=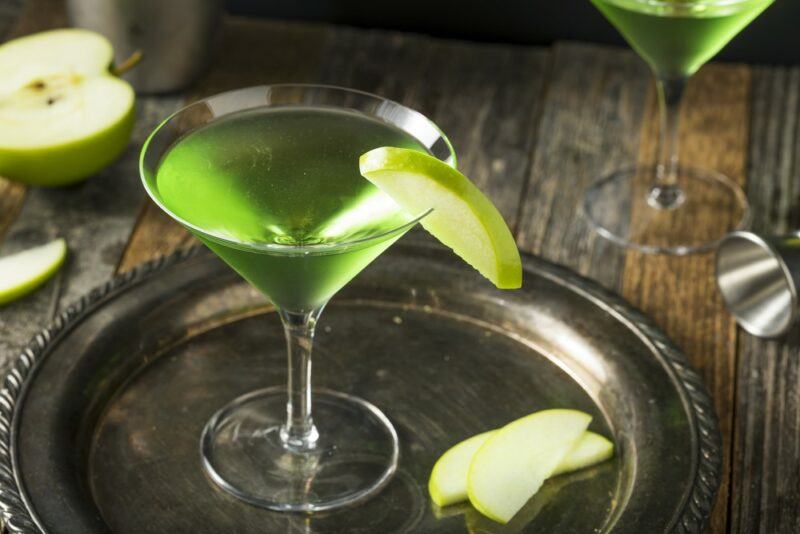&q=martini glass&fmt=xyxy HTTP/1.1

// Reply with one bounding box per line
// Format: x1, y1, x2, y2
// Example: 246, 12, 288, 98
585, 0, 773, 254
139, 85, 455, 511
